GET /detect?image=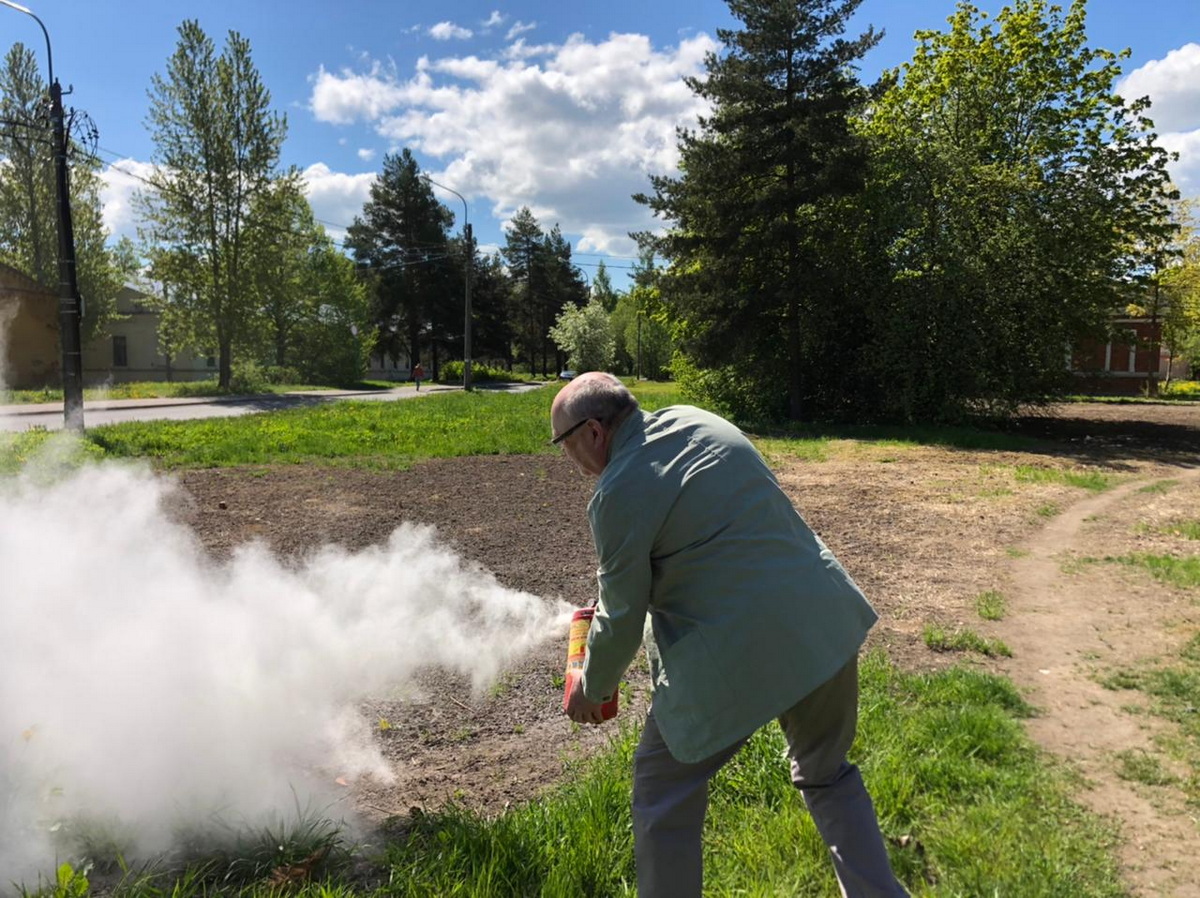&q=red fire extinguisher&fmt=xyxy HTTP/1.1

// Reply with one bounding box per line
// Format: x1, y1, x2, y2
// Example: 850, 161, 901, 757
562, 605, 619, 720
